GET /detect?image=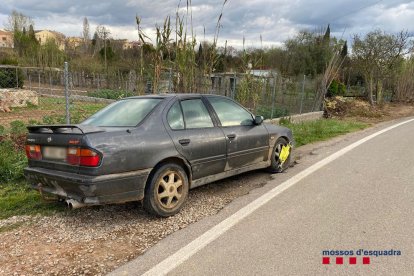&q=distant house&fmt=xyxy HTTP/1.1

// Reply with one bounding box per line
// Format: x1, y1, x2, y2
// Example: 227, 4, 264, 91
122, 40, 142, 50
0, 29, 13, 48
210, 70, 276, 97
210, 72, 242, 97
35, 30, 66, 50
66, 37, 83, 49
249, 69, 273, 77
110, 39, 127, 50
